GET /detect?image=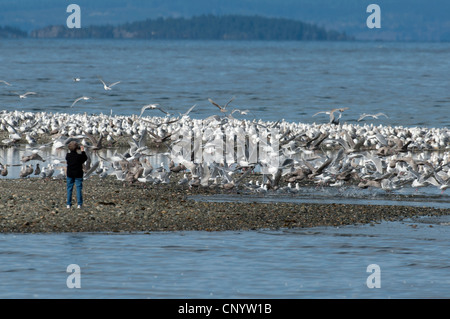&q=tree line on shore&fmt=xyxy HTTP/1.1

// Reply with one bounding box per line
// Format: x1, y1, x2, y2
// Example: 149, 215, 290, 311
0, 26, 27, 38
1, 15, 351, 40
